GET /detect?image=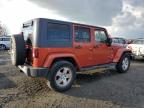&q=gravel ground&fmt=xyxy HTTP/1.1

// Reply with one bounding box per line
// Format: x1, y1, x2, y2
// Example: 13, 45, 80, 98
0, 51, 144, 108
